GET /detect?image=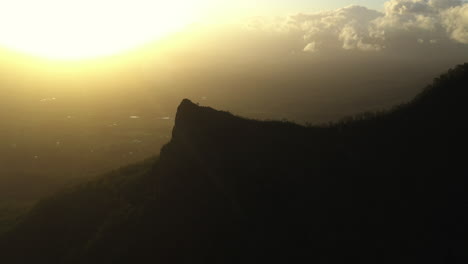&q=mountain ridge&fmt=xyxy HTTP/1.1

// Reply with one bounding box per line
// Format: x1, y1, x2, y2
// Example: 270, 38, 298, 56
1, 63, 468, 264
